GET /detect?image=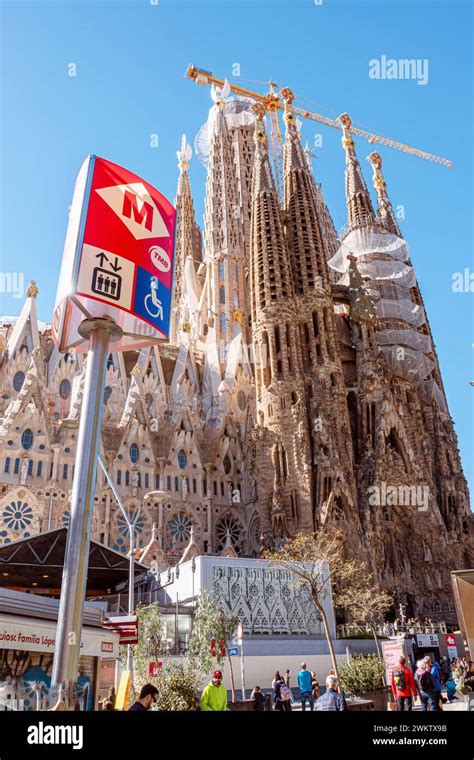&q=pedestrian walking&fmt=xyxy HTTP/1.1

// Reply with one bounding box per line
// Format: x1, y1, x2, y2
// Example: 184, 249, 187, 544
314, 676, 348, 711
390, 656, 417, 711
200, 669, 227, 711
127, 683, 158, 711
311, 671, 320, 701
415, 659, 438, 711
440, 656, 451, 685
297, 662, 314, 711
273, 675, 292, 711
425, 656, 444, 710
271, 670, 282, 690
250, 685, 265, 711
